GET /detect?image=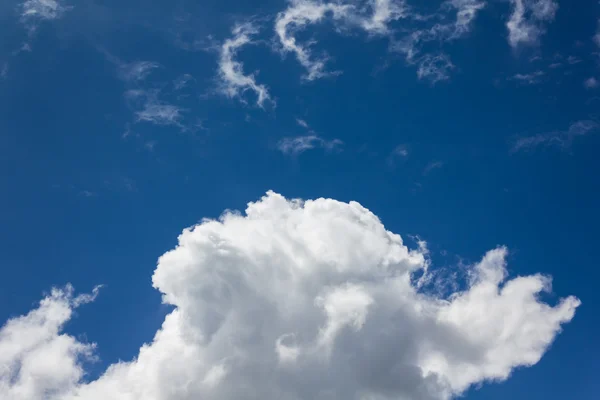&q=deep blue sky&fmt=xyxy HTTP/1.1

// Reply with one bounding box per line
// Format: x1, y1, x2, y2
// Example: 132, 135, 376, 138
1, 0, 599, 398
